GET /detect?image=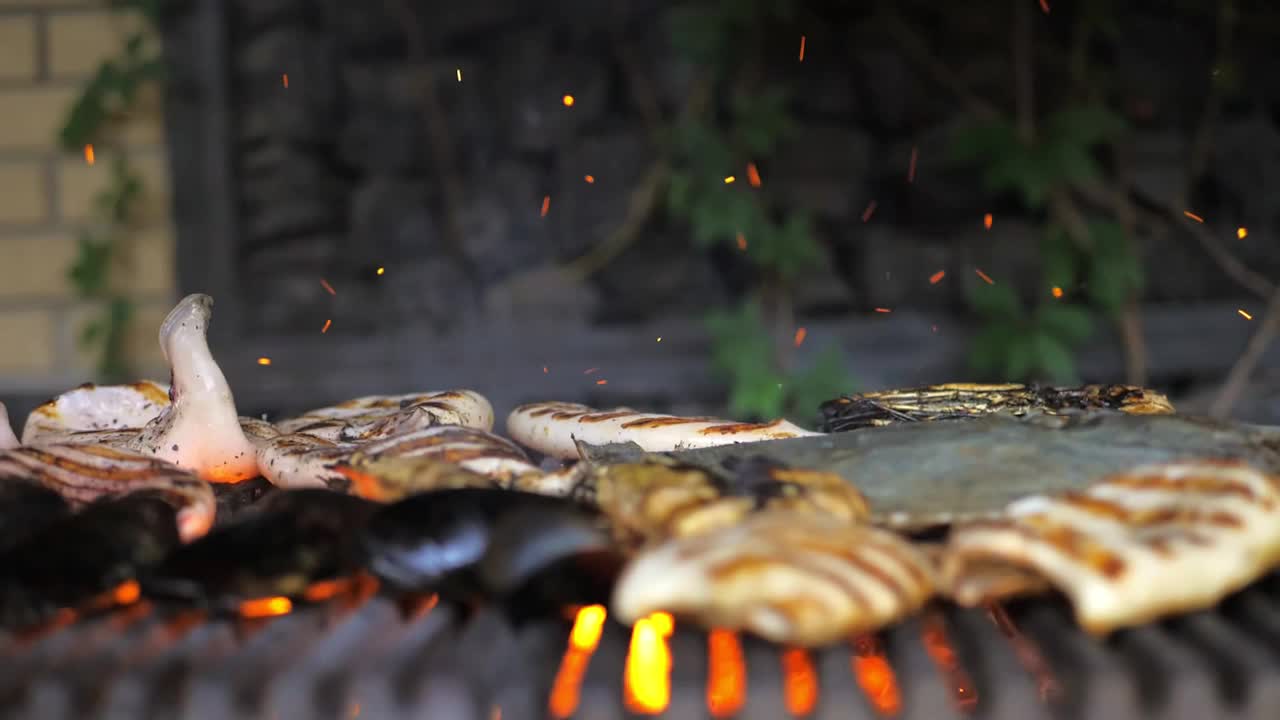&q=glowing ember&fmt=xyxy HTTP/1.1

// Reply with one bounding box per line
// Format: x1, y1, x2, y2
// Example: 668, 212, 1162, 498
736, 232, 747, 250
84, 144, 95, 165
1051, 286, 1063, 298
861, 201, 877, 222
974, 269, 995, 285
907, 147, 918, 183
585, 175, 595, 183
1238, 226, 1248, 239
563, 95, 575, 107
596, 379, 608, 385
649, 612, 675, 638
851, 636, 903, 717
656, 336, 662, 342
983, 213, 993, 229
930, 270, 946, 284
543, 366, 549, 374
724, 175, 736, 184
794, 327, 807, 346
112, 580, 141, 606
781, 649, 818, 716
320, 278, 336, 295
376, 267, 385, 275
257, 357, 272, 366
541, 196, 551, 217
302, 577, 354, 602
1239, 309, 1253, 320
239, 596, 292, 619
456, 68, 462, 82
706, 630, 746, 717
321, 318, 332, 333
1183, 210, 1204, 223
747, 162, 762, 187
875, 307, 892, 313
624, 615, 672, 714
550, 606, 607, 718
798, 35, 806, 61
282, 73, 289, 88
921, 614, 978, 712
